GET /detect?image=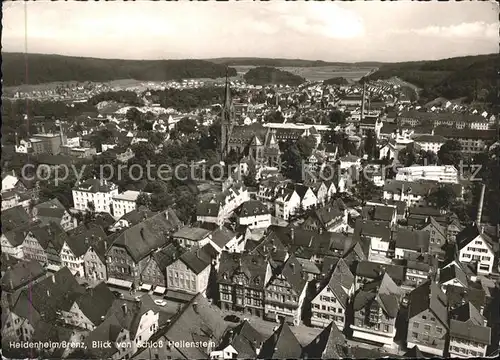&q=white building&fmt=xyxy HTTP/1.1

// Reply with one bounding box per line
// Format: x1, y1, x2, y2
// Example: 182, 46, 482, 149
112, 190, 149, 219
396, 165, 459, 184
457, 225, 495, 274
413, 134, 446, 154
72, 178, 119, 214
